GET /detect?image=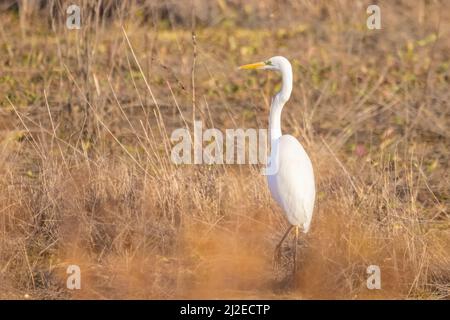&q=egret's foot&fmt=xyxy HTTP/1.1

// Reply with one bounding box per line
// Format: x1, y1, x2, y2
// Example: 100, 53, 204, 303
292, 226, 299, 279
273, 225, 294, 272
273, 244, 283, 270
